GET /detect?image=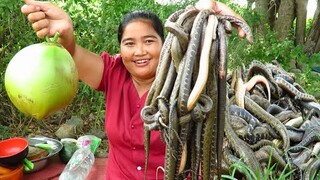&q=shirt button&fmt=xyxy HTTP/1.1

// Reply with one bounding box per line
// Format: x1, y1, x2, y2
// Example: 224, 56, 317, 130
131, 124, 135, 128
137, 166, 142, 171
137, 104, 140, 108
132, 147, 136, 150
